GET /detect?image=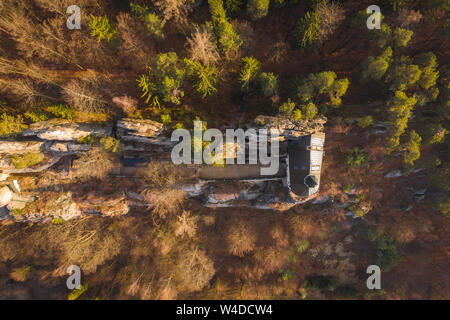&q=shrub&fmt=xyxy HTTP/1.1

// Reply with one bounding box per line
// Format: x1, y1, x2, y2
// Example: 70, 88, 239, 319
78, 135, 96, 146
100, 136, 120, 153
306, 275, 340, 291
10, 152, 45, 169
10, 266, 31, 282
278, 99, 296, 119
47, 104, 76, 120
343, 147, 368, 167
51, 217, 64, 225
280, 268, 296, 281
0, 113, 28, 136
295, 11, 321, 48
71, 148, 115, 181
259, 72, 278, 97
357, 116, 373, 128
238, 57, 261, 92
365, 228, 401, 271
88, 15, 117, 43
403, 130, 421, 166
161, 114, 172, 126
429, 124, 448, 144
68, 284, 88, 300
301, 102, 318, 119
295, 240, 309, 253
24, 109, 49, 122
246, 0, 270, 21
